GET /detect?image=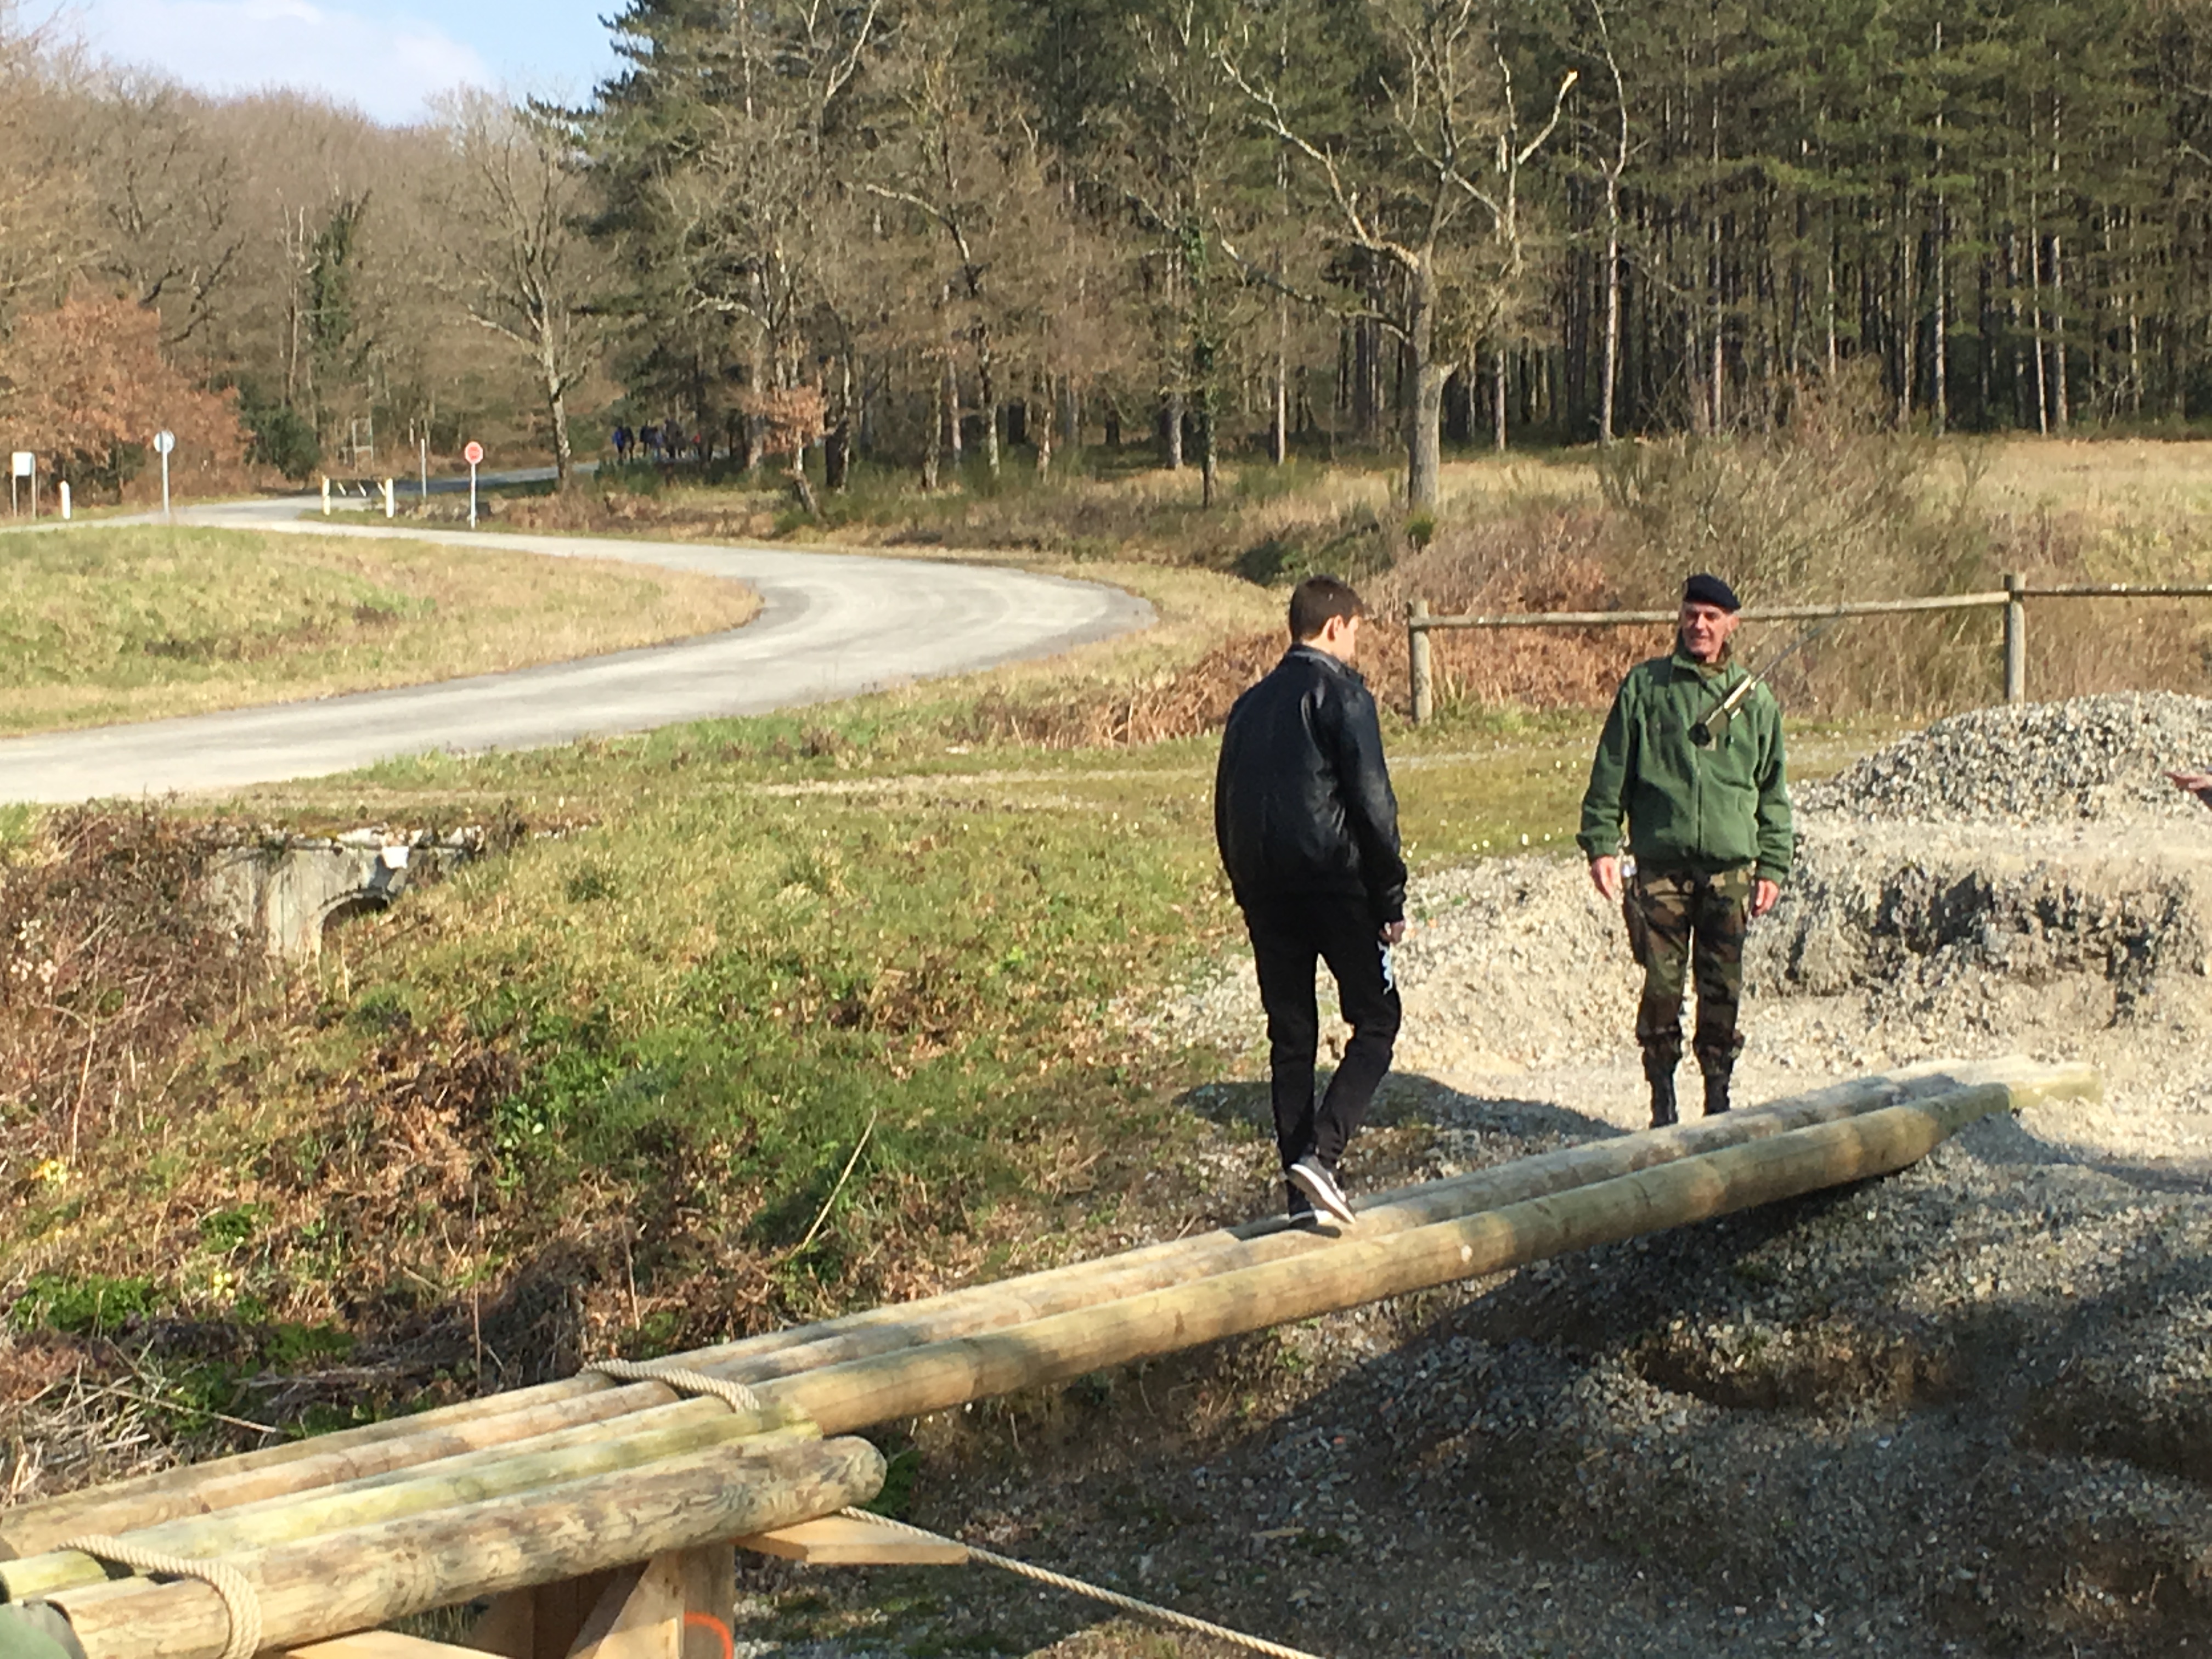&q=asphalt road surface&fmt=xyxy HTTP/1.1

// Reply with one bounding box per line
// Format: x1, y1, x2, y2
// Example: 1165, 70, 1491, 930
0, 496, 1153, 804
